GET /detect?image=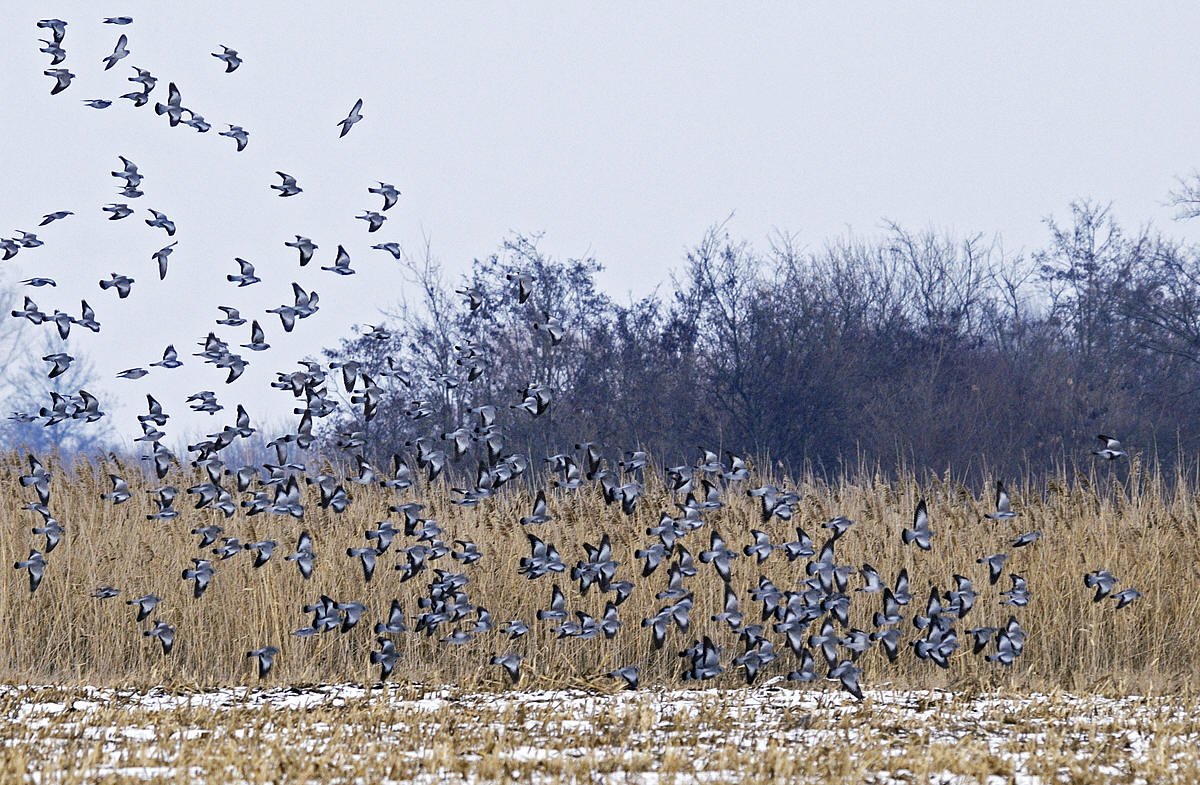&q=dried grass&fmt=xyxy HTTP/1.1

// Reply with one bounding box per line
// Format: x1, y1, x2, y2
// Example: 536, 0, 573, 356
0, 450, 1194, 696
